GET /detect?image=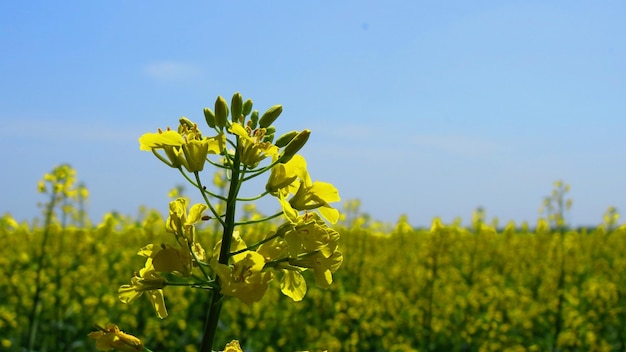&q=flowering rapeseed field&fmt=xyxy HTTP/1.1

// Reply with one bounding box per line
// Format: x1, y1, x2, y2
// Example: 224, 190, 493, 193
2, 193, 626, 351
2, 93, 625, 351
